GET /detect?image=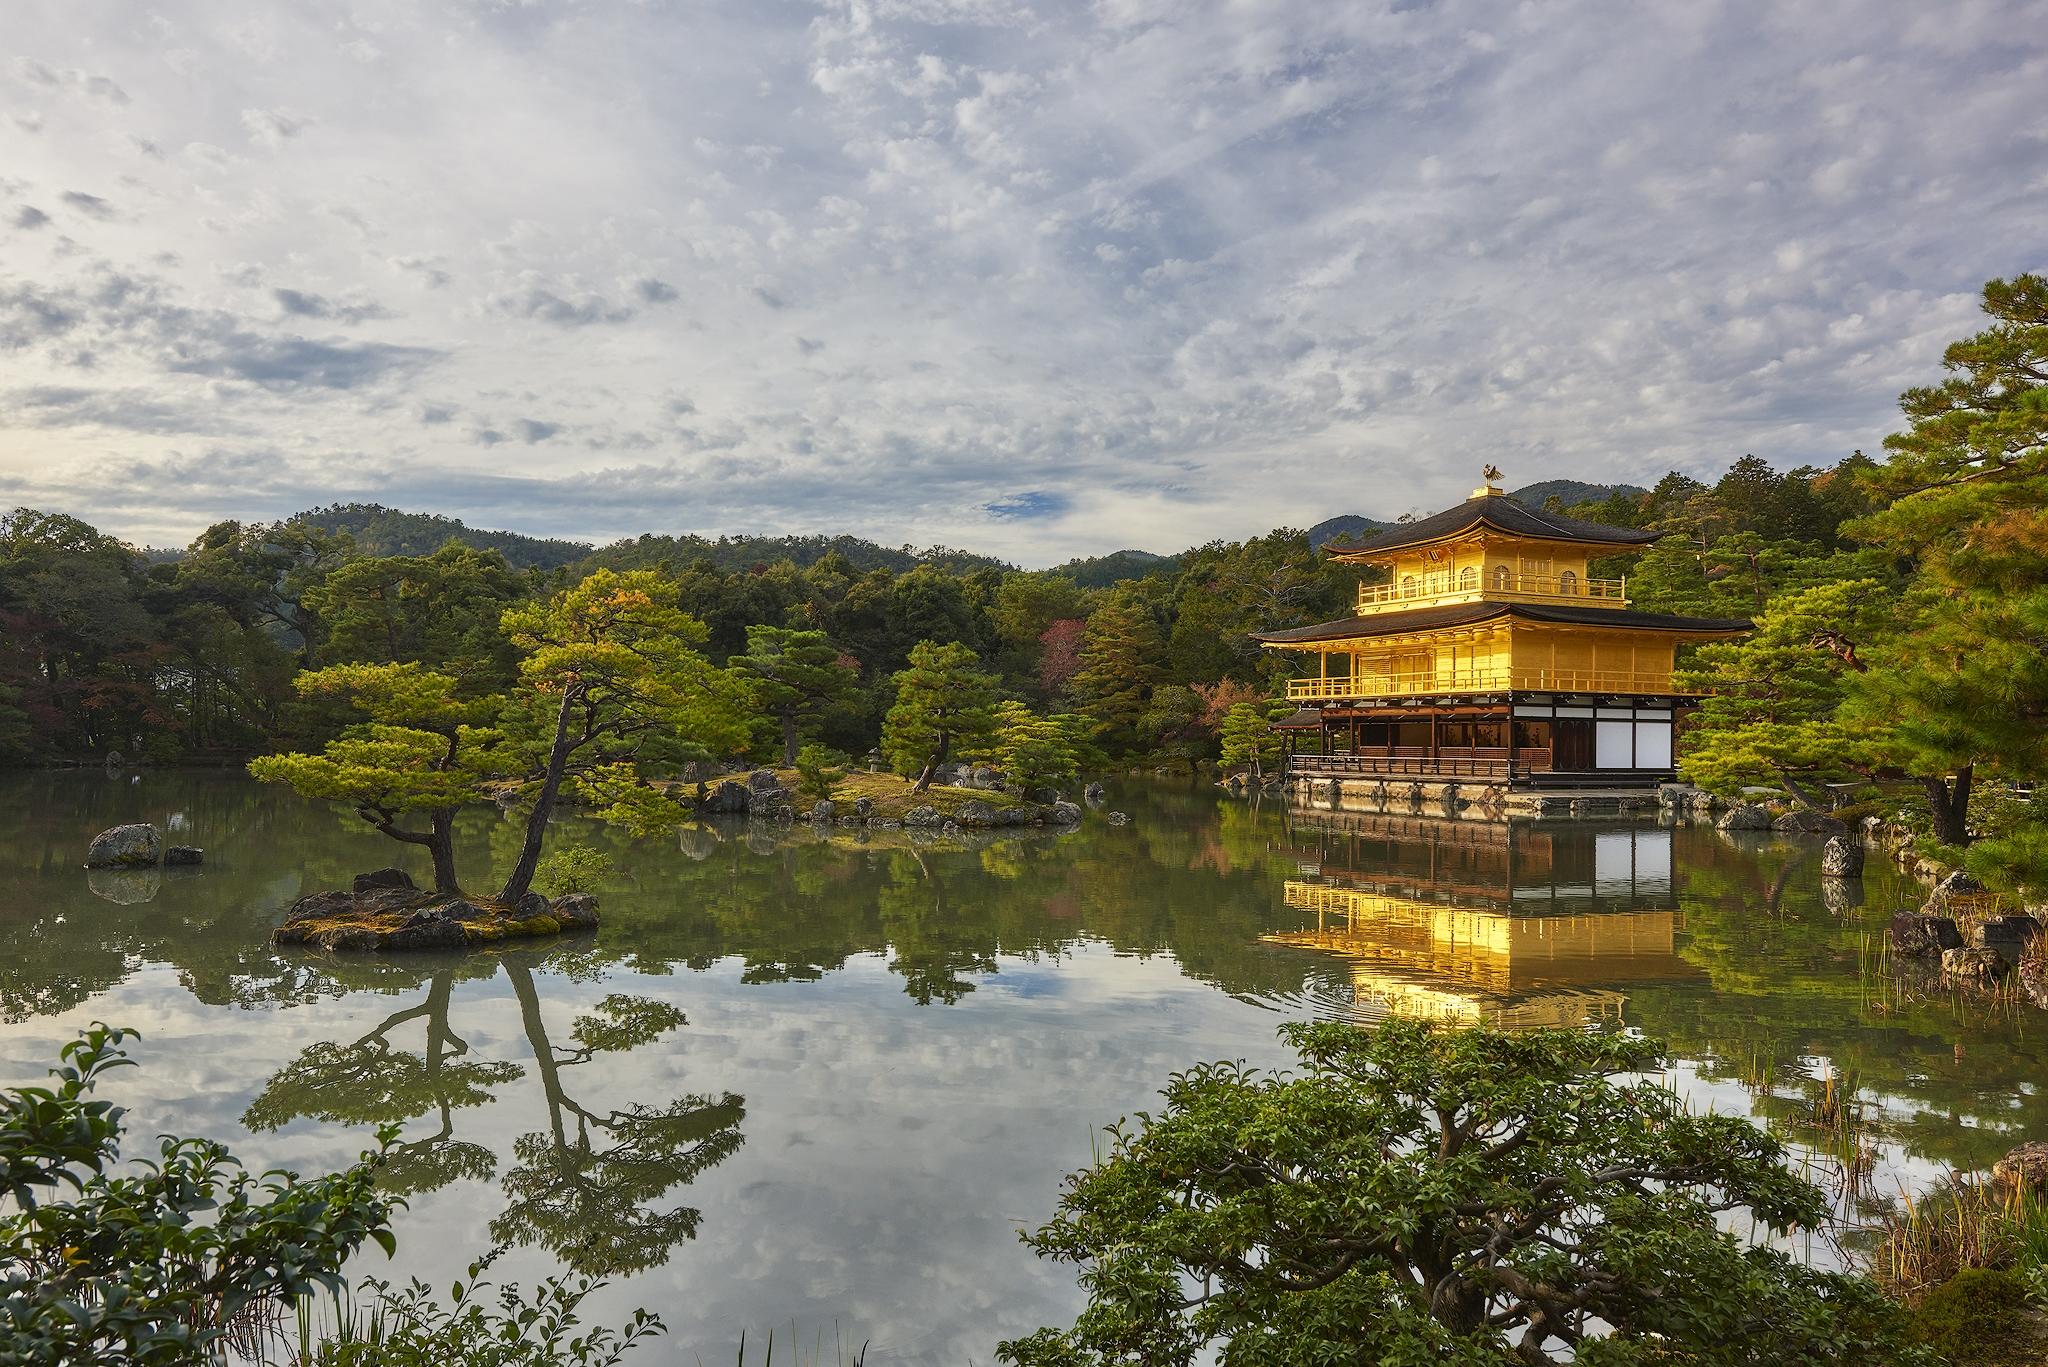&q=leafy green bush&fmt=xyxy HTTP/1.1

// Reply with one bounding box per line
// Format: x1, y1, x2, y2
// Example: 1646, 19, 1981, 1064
794, 744, 848, 804
0, 1024, 397, 1365
535, 842, 613, 895
1000, 1020, 1933, 1366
